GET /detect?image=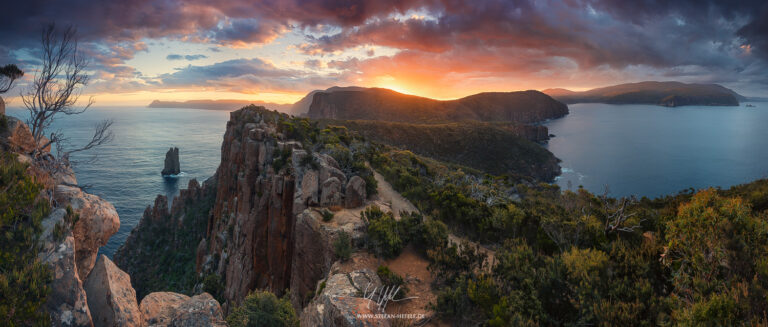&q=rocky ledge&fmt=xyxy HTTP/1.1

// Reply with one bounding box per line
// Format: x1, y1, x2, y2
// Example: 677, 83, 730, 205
1, 116, 225, 326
